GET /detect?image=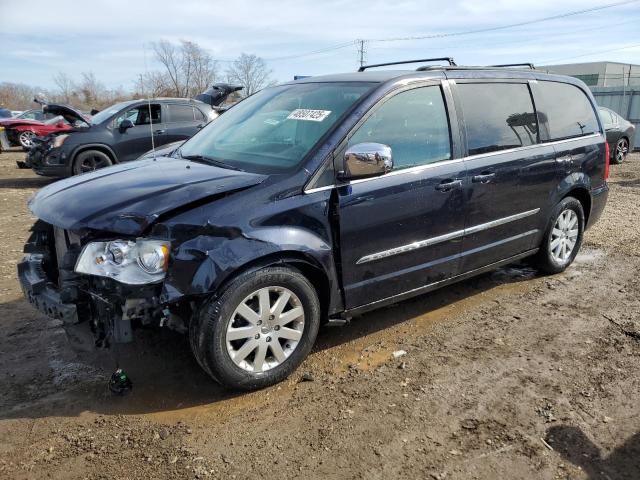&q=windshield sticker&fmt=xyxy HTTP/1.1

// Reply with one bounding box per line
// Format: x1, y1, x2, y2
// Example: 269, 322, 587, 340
287, 109, 332, 122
